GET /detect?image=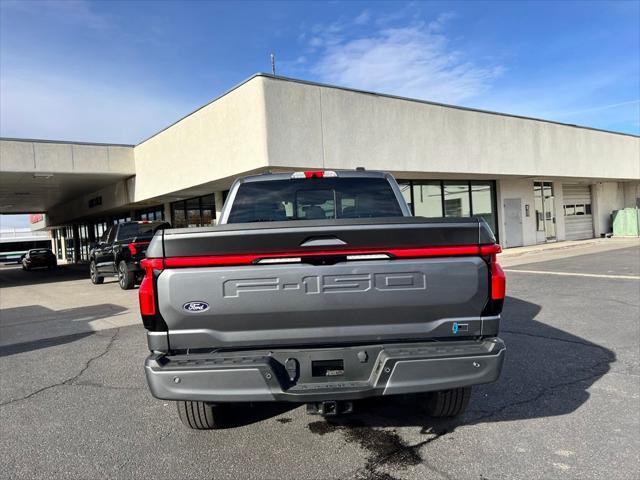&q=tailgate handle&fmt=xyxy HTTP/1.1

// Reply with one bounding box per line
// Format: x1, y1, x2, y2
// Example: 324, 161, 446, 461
300, 236, 347, 248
